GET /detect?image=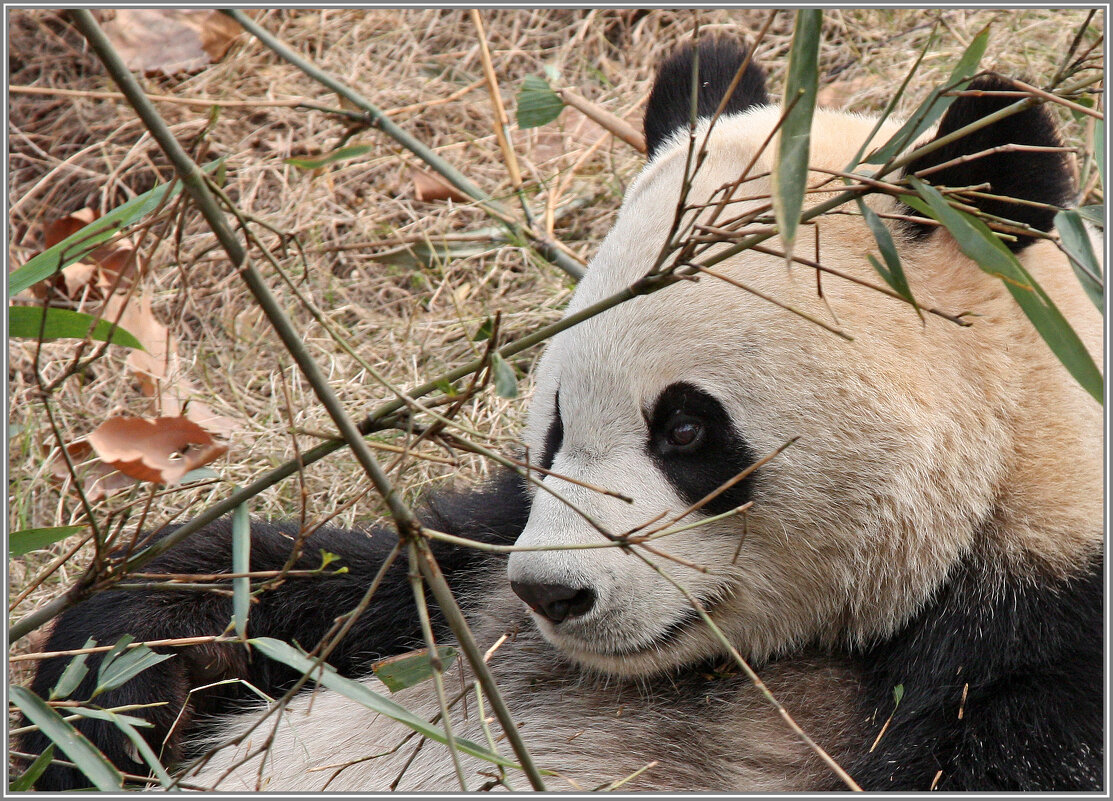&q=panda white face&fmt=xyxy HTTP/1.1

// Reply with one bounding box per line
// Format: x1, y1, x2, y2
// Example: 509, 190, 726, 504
505, 104, 1079, 676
